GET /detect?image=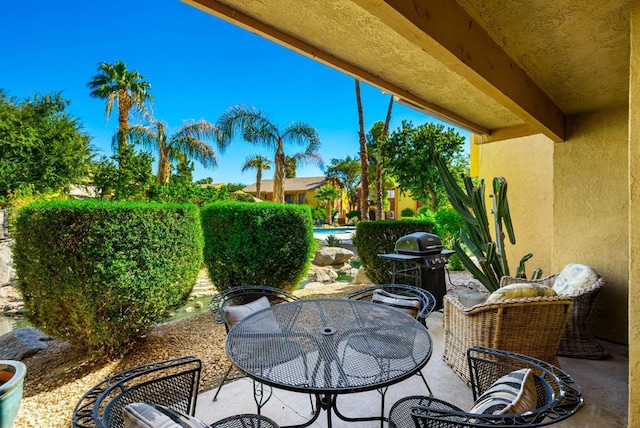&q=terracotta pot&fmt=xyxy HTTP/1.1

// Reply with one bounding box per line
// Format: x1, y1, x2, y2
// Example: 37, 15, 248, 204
0, 360, 26, 428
